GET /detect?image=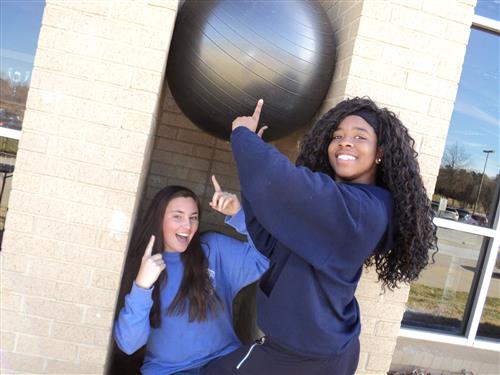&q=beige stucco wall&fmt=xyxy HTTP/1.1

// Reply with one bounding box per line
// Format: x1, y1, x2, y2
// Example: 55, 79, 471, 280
0, 0, 476, 374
